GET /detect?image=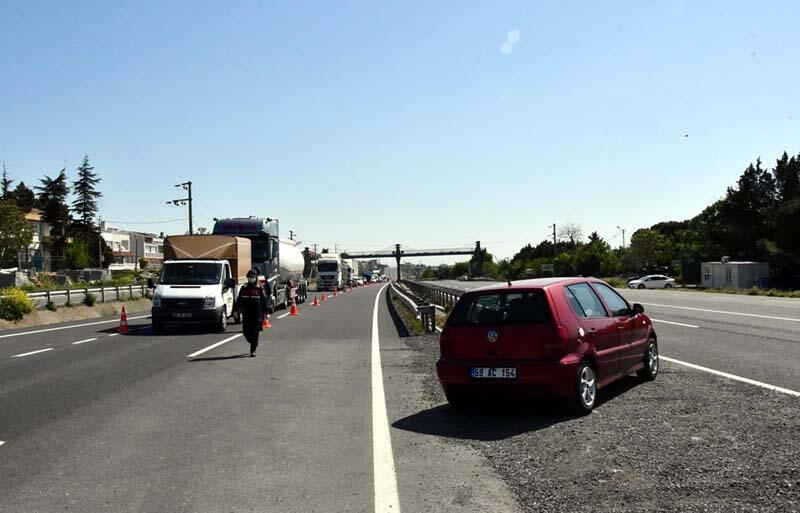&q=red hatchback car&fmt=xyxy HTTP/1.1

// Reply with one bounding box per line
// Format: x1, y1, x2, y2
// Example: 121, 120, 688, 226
436, 277, 659, 414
